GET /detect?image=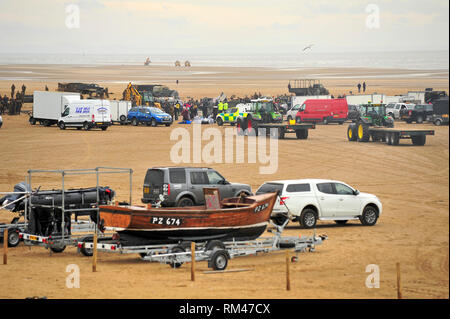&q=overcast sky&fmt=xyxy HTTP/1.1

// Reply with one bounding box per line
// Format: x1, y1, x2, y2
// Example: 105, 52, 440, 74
0, 0, 448, 54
